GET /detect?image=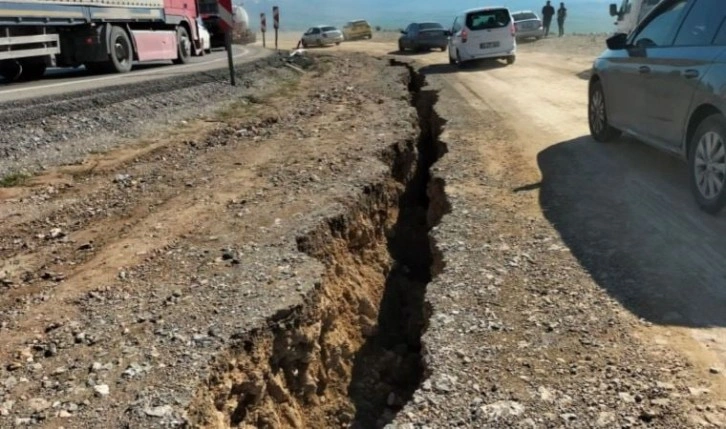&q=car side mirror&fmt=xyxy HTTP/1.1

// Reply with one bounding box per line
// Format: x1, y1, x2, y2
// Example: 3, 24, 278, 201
400, 30, 407, 34
609, 3, 618, 17
606, 32, 628, 50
